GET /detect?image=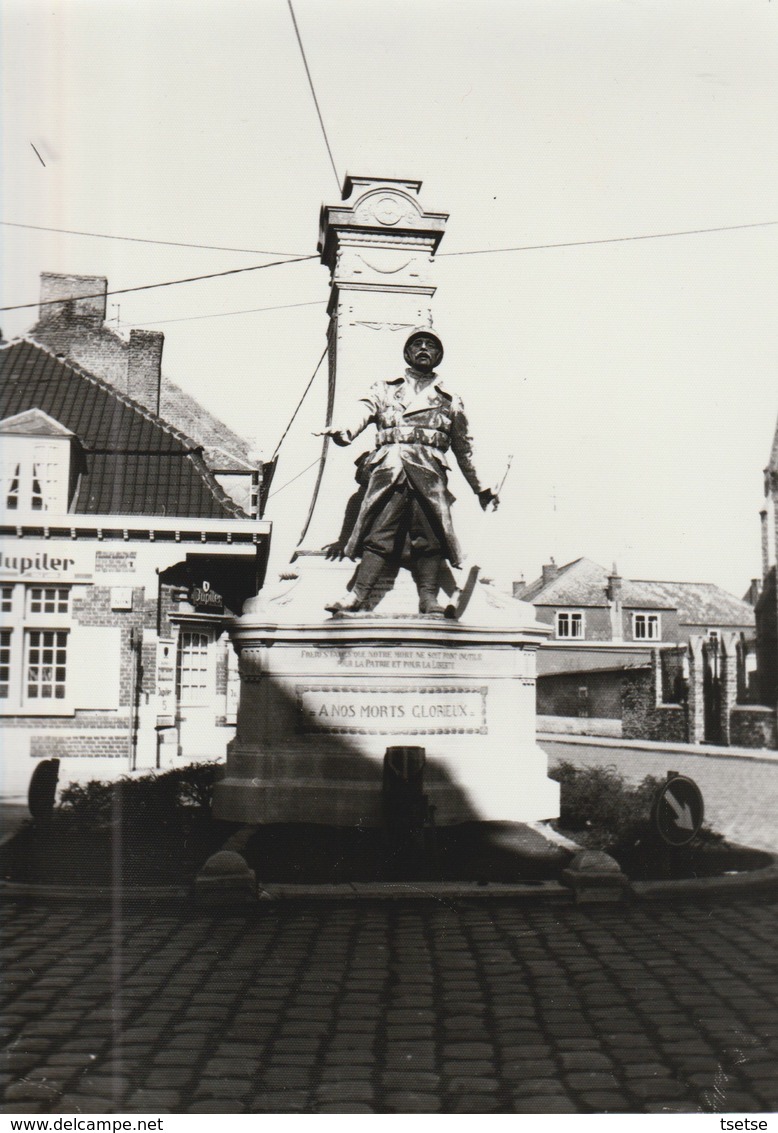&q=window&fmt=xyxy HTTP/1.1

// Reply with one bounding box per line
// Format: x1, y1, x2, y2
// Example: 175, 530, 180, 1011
28, 586, 70, 615
176, 631, 212, 705
0, 630, 11, 699
0, 421, 73, 516
633, 613, 660, 640
0, 583, 72, 710
25, 630, 68, 700
556, 611, 584, 639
